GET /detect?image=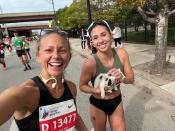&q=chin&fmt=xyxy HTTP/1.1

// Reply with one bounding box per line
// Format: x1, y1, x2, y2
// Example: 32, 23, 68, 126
49, 71, 62, 77
99, 47, 108, 52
